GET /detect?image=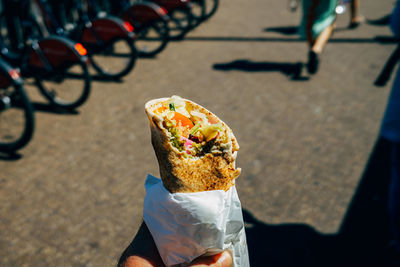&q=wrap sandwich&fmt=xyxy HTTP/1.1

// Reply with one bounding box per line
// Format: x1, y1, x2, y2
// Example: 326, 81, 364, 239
145, 95, 241, 193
